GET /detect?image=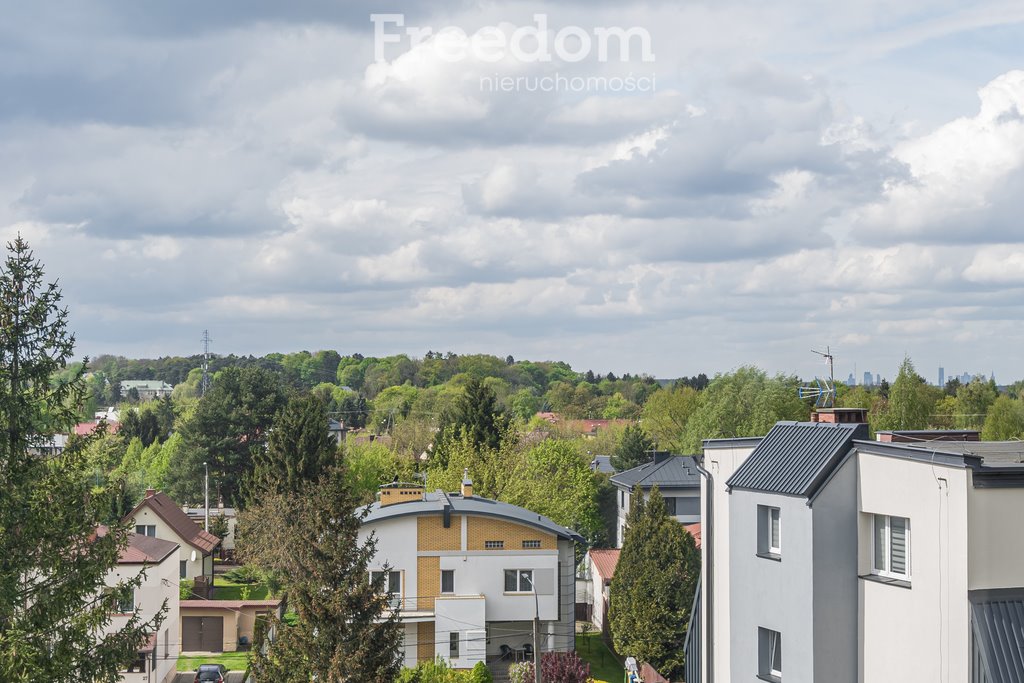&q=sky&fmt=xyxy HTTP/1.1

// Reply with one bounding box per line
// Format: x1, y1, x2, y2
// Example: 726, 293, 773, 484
2, 1, 1024, 382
